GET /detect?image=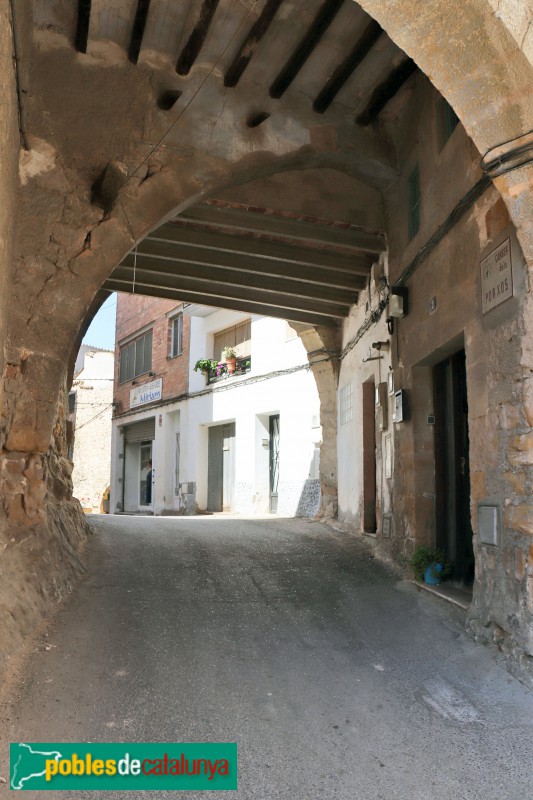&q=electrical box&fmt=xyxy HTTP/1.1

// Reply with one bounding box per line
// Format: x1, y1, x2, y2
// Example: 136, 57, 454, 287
393, 389, 408, 422
478, 505, 500, 546
375, 382, 388, 431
